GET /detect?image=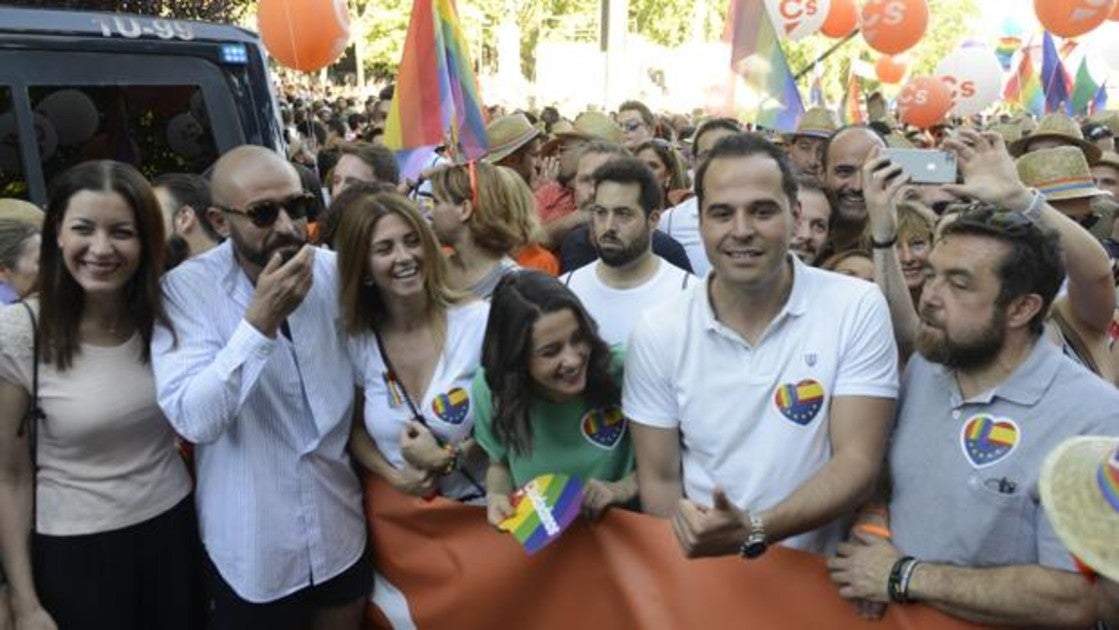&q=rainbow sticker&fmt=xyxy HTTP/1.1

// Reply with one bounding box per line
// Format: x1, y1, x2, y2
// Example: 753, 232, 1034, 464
774, 379, 825, 425
960, 415, 1019, 468
498, 474, 584, 555
432, 387, 470, 425
581, 406, 626, 449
